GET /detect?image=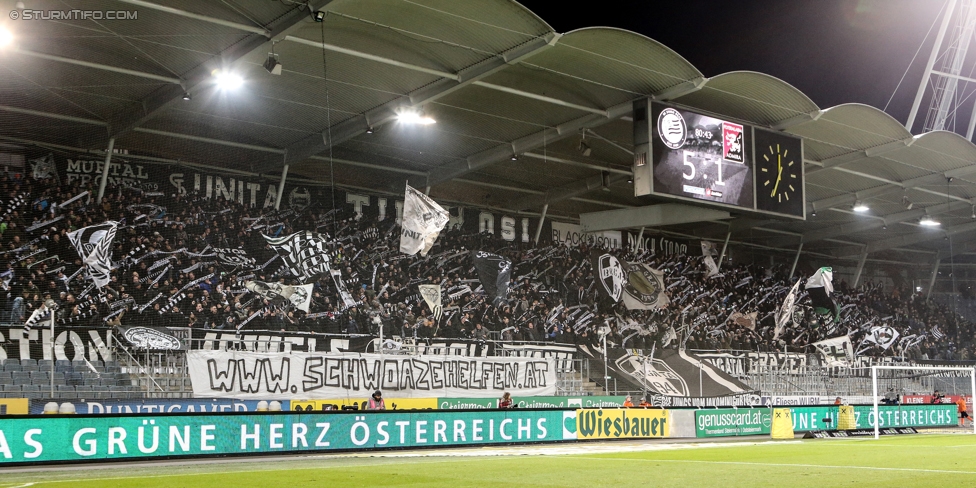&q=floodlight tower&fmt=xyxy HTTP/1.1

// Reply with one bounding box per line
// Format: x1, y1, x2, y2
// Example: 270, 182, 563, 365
906, 0, 976, 138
